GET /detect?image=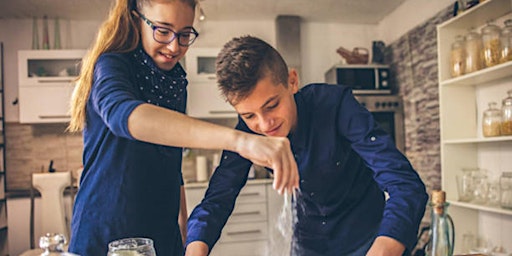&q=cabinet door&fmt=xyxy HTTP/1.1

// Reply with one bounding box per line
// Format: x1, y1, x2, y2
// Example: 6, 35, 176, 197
187, 82, 237, 118
19, 85, 74, 123
185, 48, 219, 82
